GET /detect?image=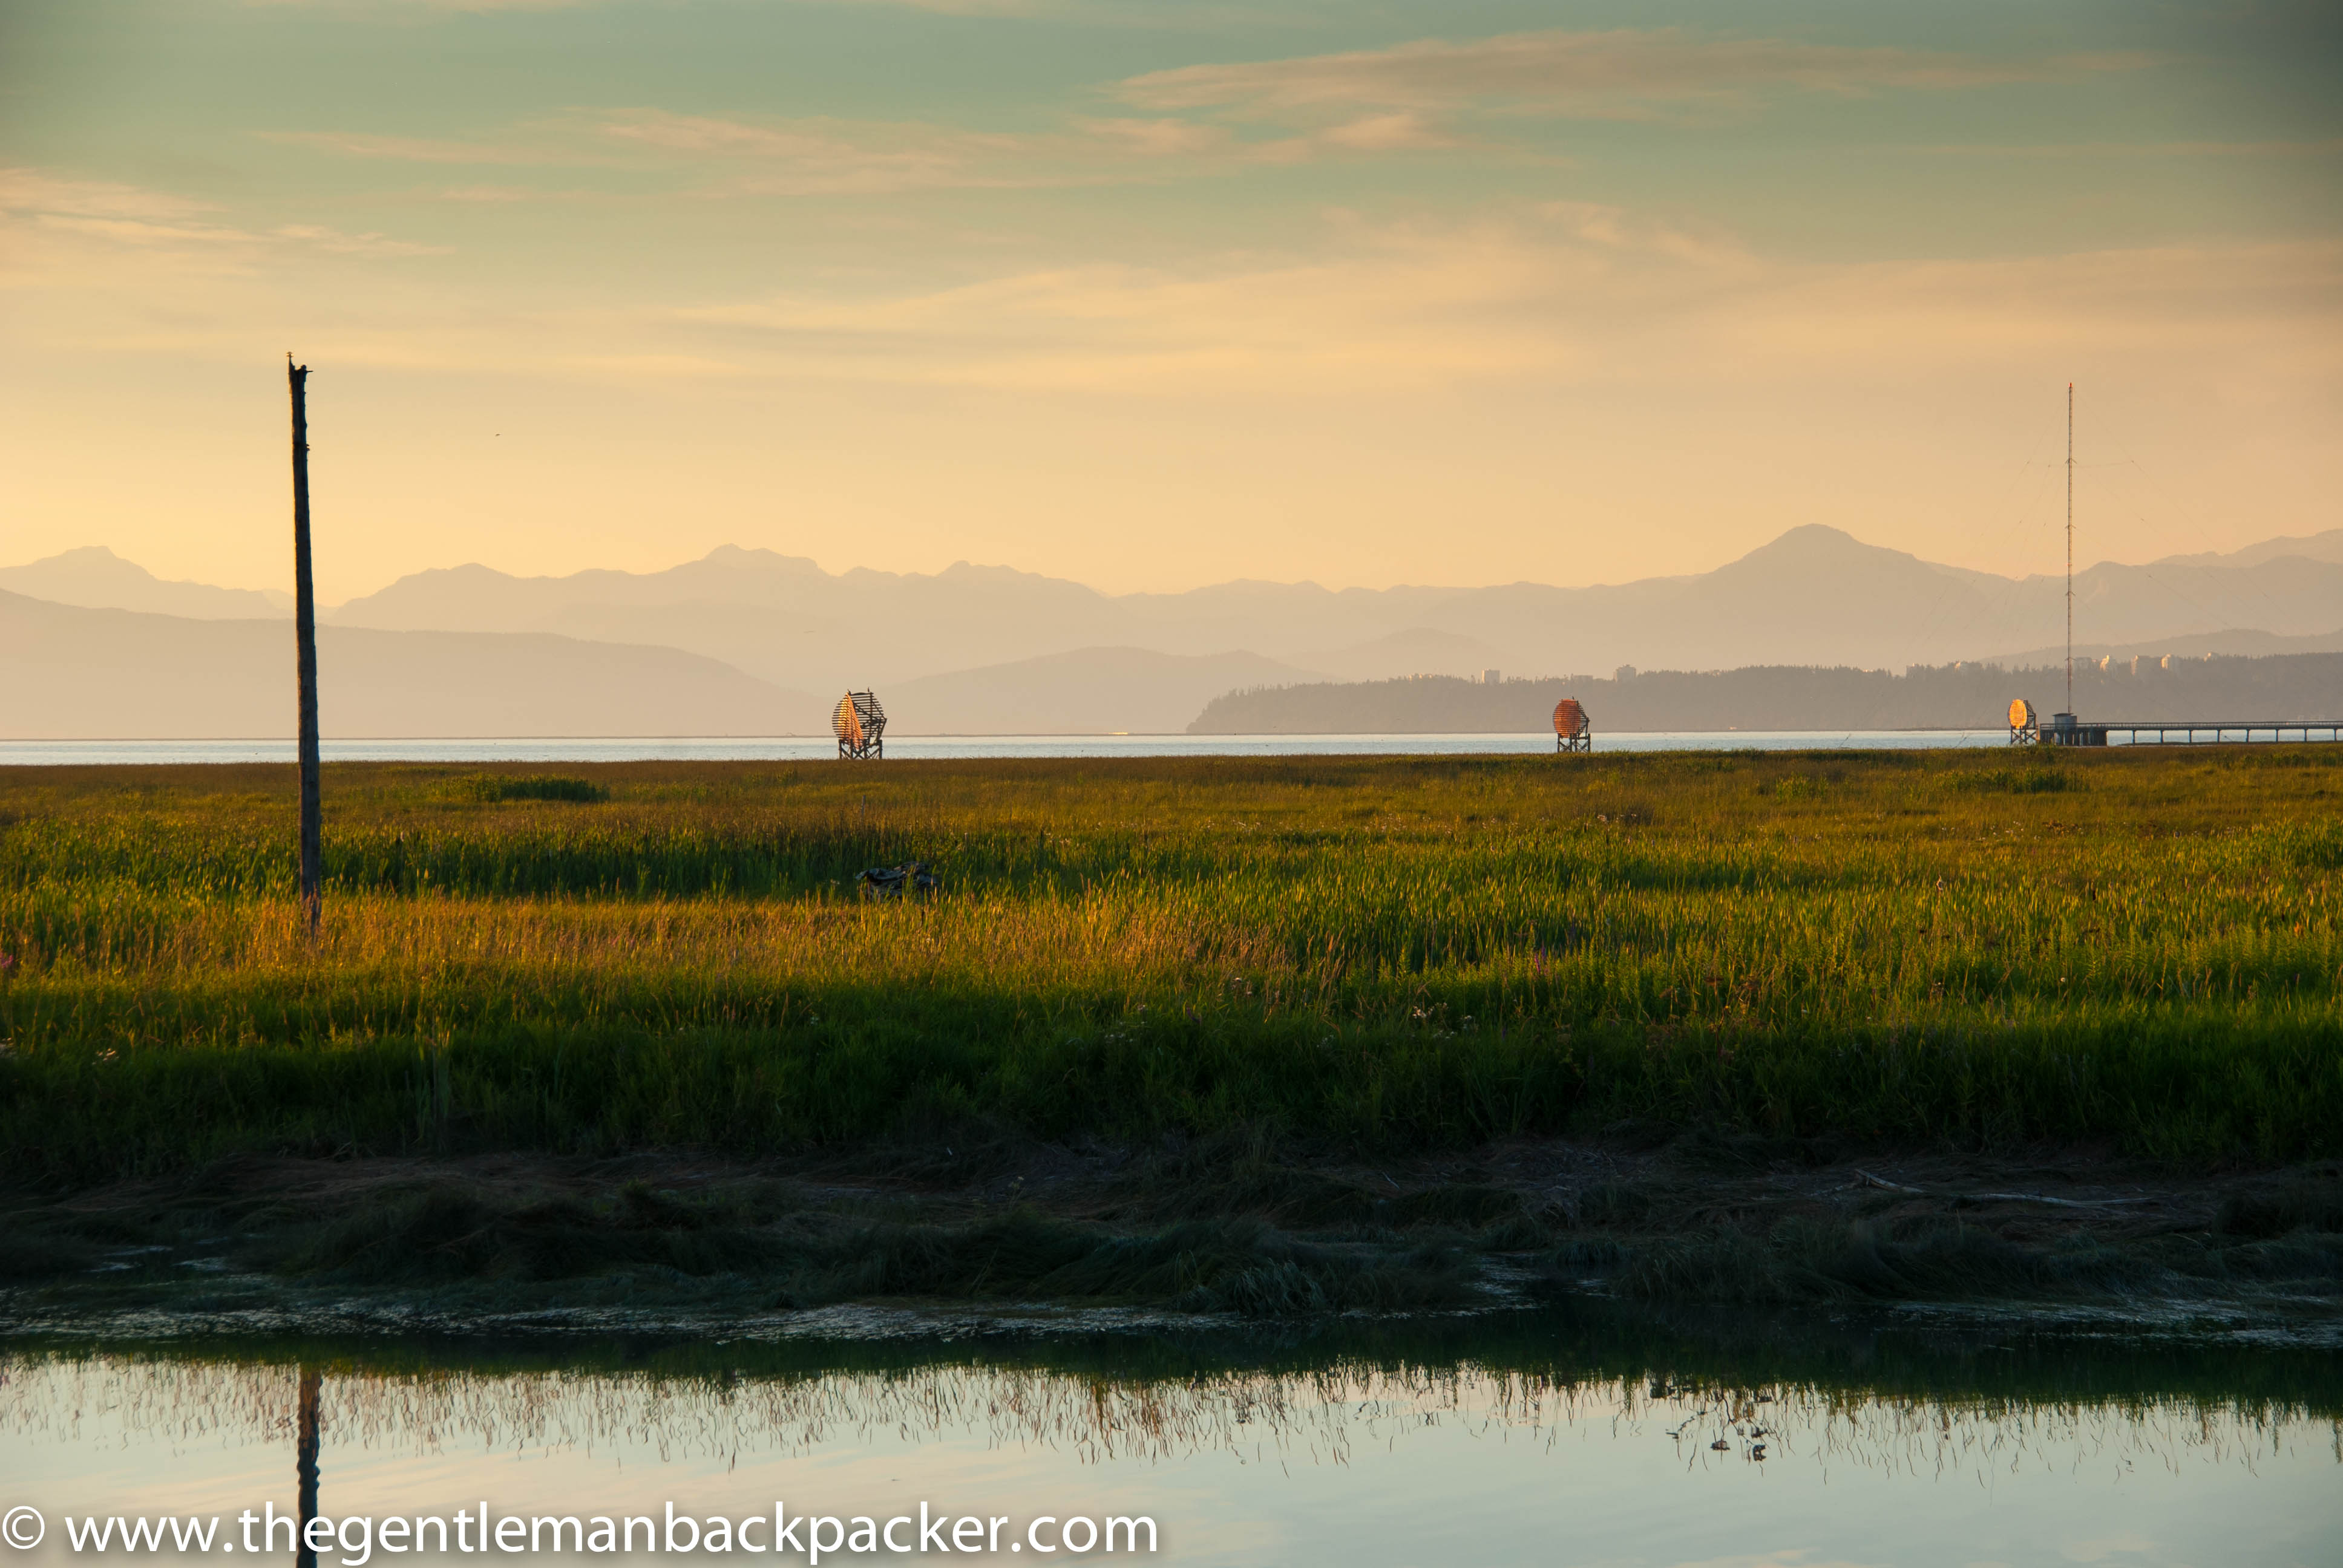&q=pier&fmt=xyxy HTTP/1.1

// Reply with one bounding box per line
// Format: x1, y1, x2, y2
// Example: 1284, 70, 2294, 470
2017, 710, 2343, 747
